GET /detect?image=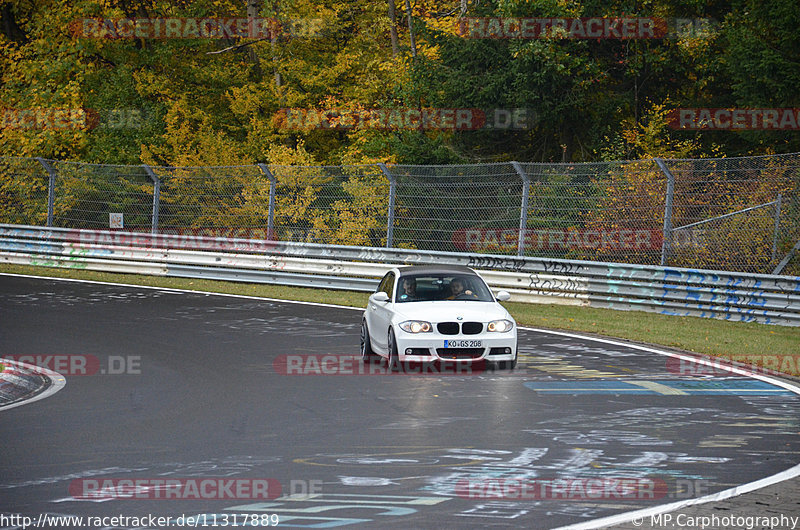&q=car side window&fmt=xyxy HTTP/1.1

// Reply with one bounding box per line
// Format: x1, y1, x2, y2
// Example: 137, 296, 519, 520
377, 272, 395, 297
